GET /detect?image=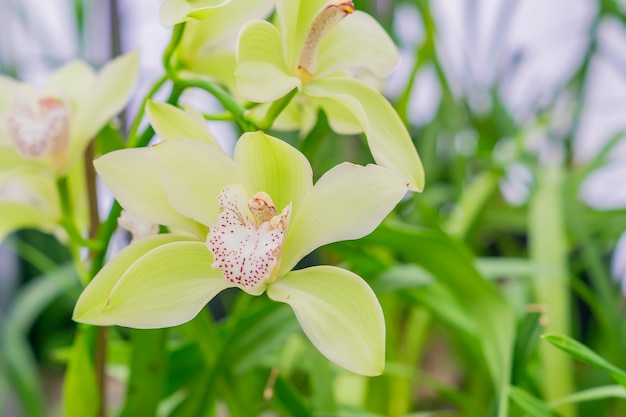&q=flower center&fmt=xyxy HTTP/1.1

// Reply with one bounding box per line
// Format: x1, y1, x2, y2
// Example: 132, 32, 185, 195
296, 1, 355, 83
5, 96, 70, 159
207, 185, 291, 295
